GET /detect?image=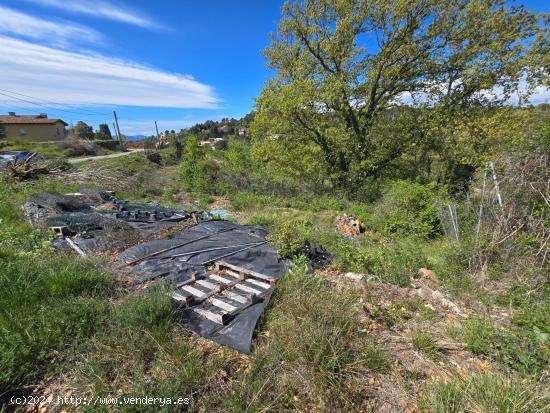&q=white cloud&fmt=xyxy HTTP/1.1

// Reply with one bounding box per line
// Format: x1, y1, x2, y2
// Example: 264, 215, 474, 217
503, 84, 550, 105
395, 79, 550, 106
0, 5, 103, 46
0, 35, 220, 109
22, 0, 161, 29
